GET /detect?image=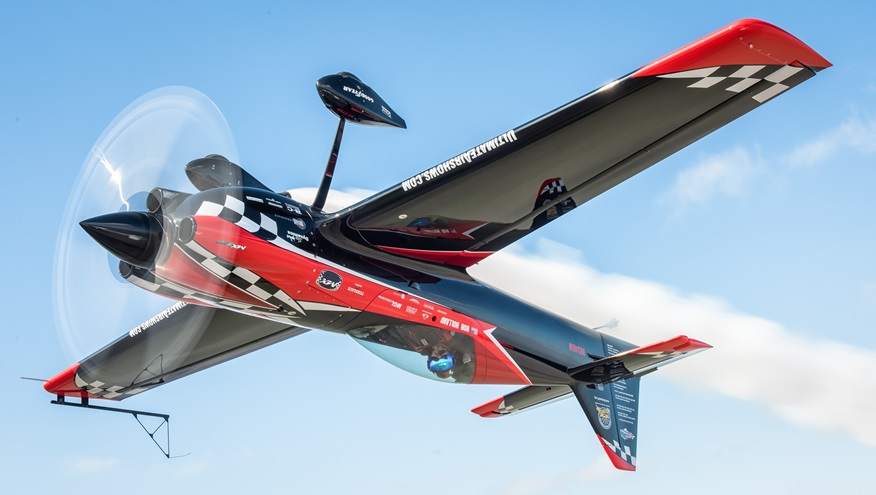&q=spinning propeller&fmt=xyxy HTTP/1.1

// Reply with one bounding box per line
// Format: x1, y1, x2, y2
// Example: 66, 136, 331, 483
53, 74, 405, 362
52, 86, 239, 362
